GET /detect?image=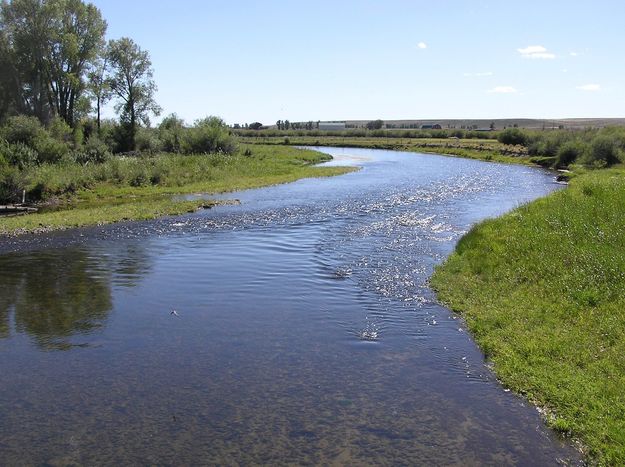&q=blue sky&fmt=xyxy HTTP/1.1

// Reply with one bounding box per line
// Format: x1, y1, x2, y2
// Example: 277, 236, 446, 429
91, 0, 625, 125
